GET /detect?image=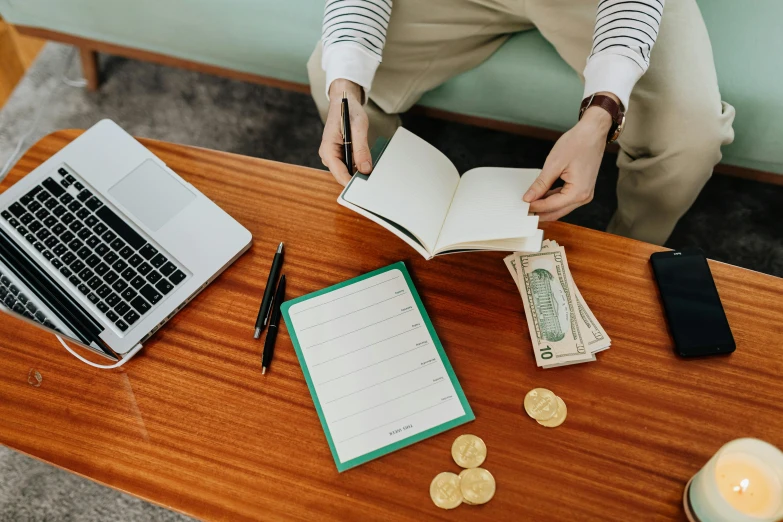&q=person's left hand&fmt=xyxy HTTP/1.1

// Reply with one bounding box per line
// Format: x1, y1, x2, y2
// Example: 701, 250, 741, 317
522, 99, 615, 221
